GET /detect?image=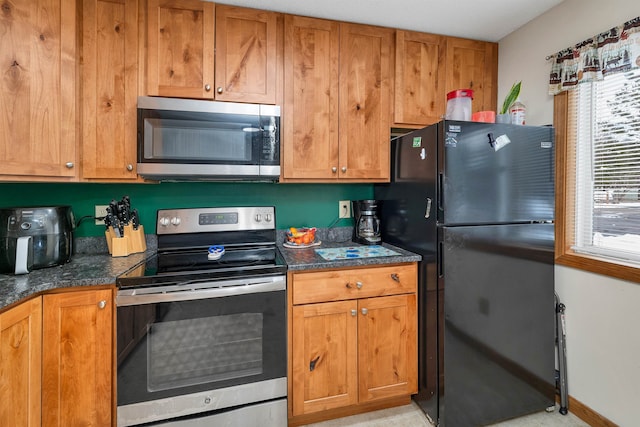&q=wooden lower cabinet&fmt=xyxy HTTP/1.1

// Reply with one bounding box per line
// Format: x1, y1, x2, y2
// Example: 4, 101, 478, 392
42, 289, 113, 427
289, 263, 417, 424
292, 300, 359, 415
0, 297, 42, 427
